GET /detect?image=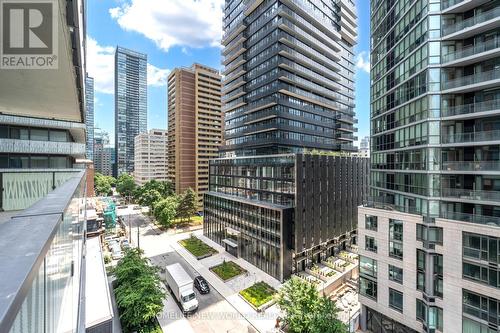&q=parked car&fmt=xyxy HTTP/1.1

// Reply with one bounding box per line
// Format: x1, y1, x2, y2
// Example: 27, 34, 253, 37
194, 276, 210, 294
121, 239, 131, 250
